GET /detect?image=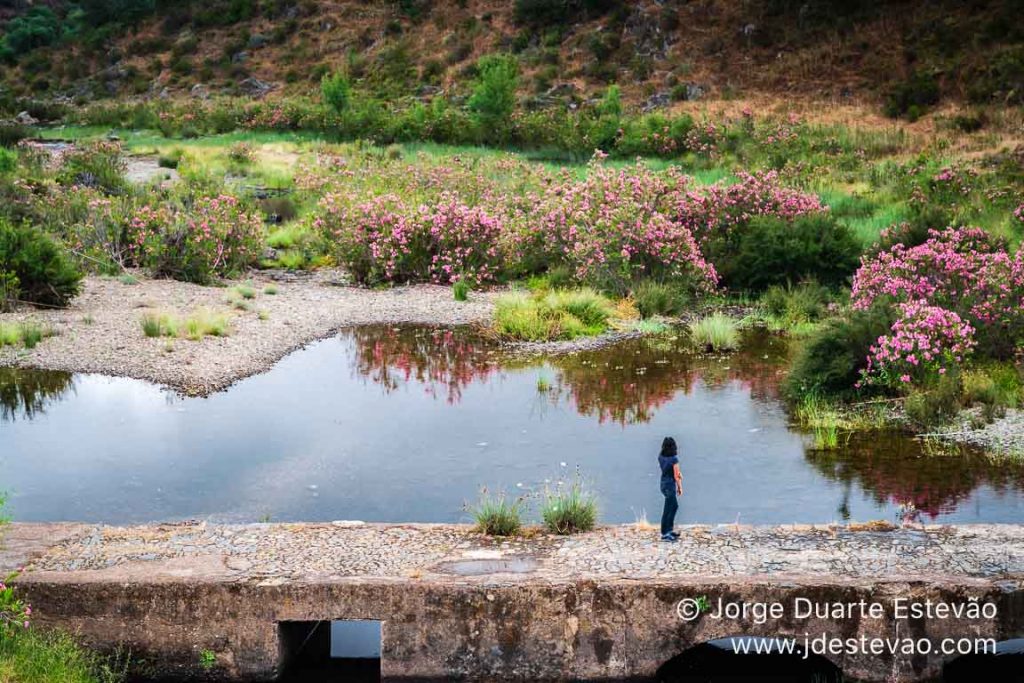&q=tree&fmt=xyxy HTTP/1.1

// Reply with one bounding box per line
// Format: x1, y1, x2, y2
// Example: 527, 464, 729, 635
468, 54, 518, 133
321, 71, 352, 113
